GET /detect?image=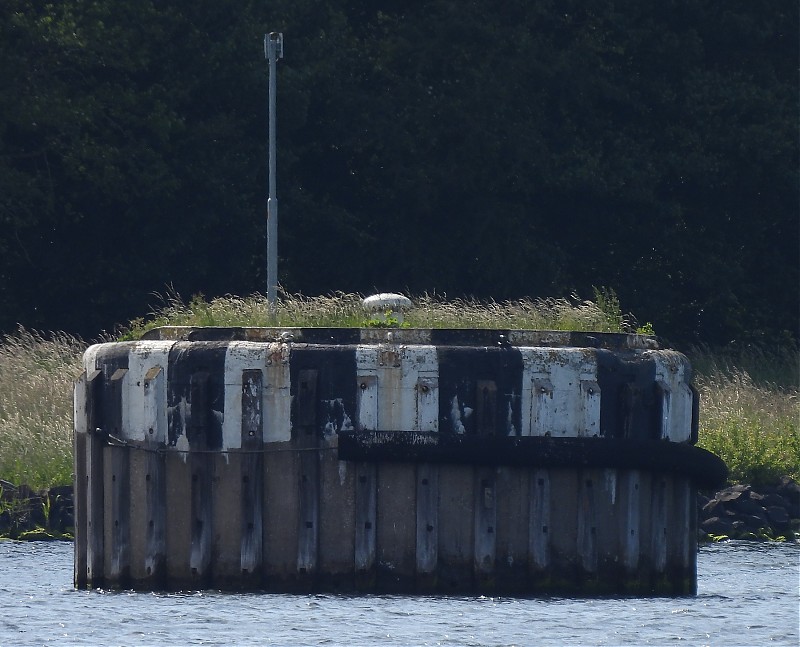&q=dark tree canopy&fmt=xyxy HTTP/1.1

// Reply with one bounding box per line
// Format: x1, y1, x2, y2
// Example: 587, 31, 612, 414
1, 0, 797, 345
